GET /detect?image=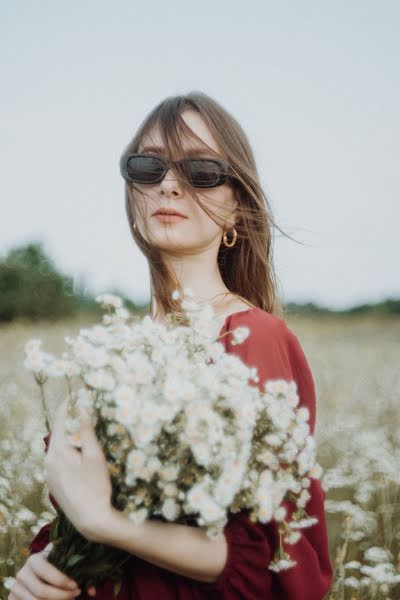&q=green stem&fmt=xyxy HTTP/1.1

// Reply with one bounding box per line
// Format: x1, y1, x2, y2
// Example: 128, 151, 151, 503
37, 380, 51, 434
